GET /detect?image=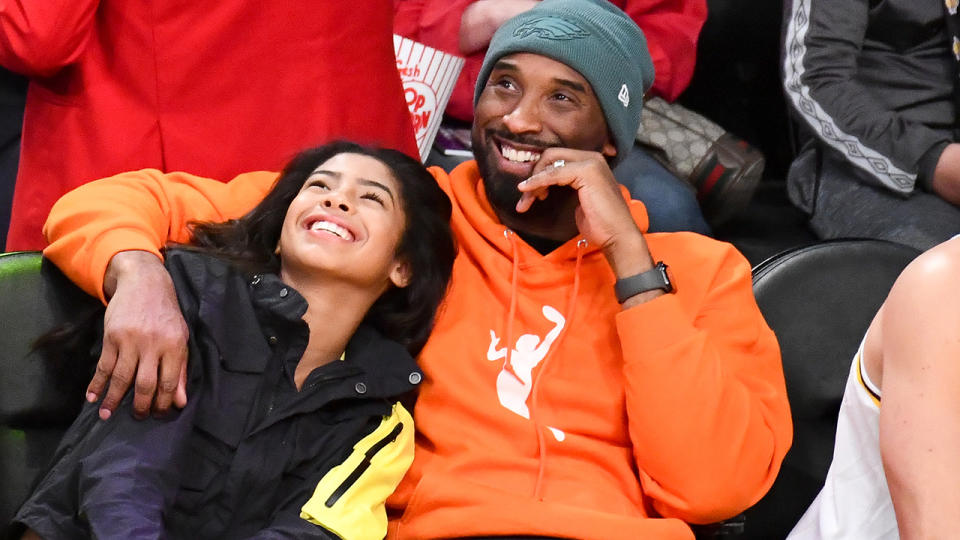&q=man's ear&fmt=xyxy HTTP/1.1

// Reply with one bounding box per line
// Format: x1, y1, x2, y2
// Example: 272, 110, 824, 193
389, 260, 412, 288
601, 136, 617, 160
